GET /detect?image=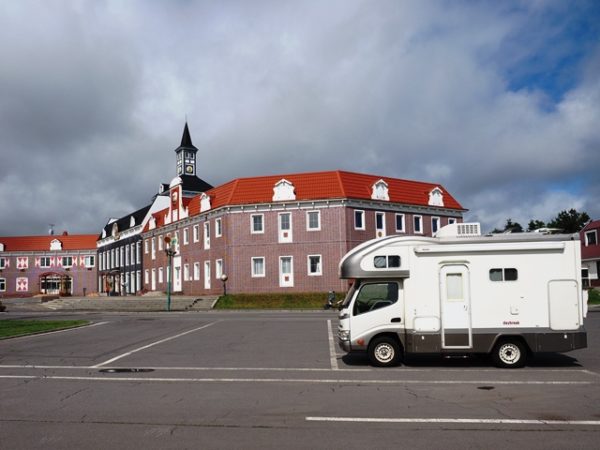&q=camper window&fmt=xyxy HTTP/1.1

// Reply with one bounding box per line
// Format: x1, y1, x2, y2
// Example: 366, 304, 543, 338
374, 255, 401, 269
353, 282, 398, 316
489, 268, 518, 282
